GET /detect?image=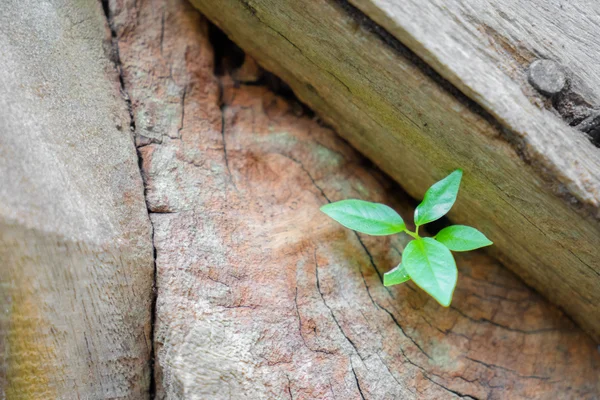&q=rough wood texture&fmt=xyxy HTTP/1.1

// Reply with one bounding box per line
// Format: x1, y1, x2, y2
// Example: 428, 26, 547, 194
188, 0, 600, 341
111, 0, 600, 398
350, 0, 600, 130
0, 0, 154, 398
